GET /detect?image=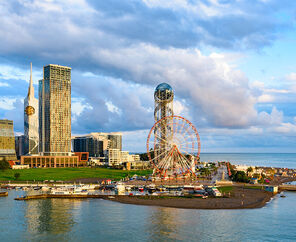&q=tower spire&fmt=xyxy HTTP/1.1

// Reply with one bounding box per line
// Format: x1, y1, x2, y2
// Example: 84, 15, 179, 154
28, 62, 34, 97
